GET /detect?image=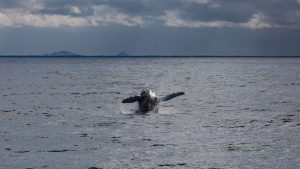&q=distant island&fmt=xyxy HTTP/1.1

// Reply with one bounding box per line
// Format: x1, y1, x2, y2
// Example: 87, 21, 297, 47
117, 52, 129, 57
44, 51, 80, 57
0, 51, 299, 57
43, 51, 129, 57
44, 51, 130, 57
